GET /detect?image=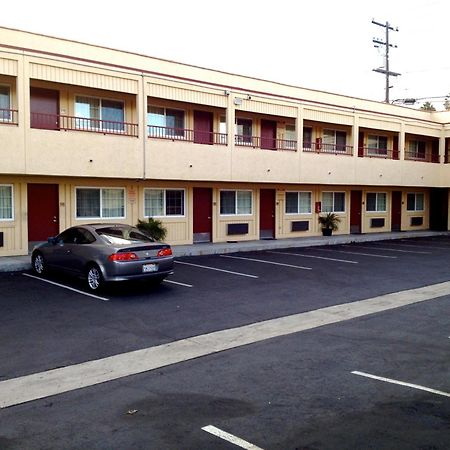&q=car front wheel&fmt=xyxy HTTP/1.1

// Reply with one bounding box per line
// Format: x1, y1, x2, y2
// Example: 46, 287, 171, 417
86, 264, 103, 291
32, 252, 46, 275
